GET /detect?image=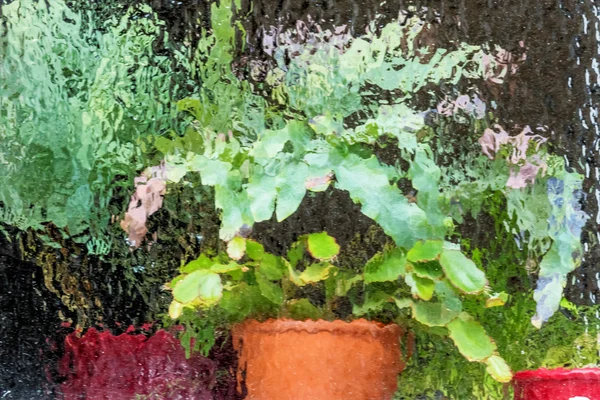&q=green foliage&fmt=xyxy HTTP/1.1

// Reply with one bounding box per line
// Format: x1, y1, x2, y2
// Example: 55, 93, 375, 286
168, 231, 512, 381
0, 0, 191, 251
